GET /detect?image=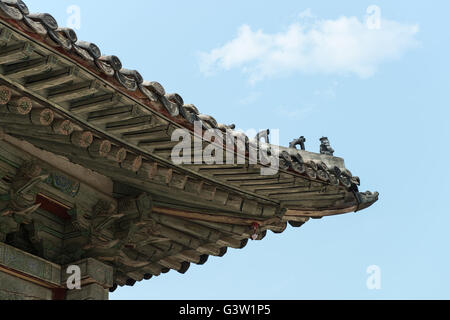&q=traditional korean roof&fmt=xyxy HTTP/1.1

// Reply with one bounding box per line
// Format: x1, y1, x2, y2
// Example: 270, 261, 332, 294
0, 0, 378, 291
